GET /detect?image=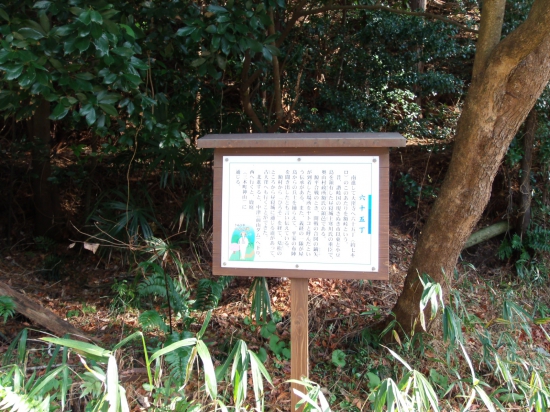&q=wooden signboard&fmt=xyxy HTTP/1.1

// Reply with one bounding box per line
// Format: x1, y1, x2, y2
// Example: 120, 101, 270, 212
197, 133, 405, 410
